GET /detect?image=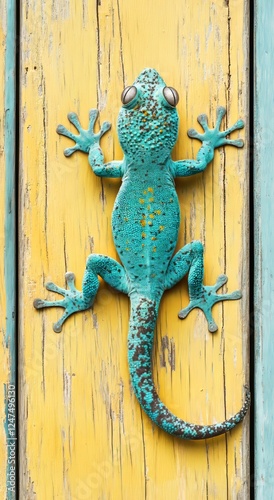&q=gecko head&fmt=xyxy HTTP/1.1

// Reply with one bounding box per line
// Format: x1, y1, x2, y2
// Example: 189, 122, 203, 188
117, 68, 179, 163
